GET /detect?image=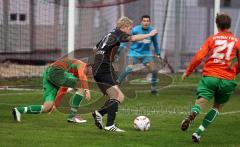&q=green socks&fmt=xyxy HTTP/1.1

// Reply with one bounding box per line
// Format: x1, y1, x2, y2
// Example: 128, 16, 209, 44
16, 93, 84, 119
68, 93, 84, 118
189, 105, 219, 136
196, 108, 219, 136
17, 105, 43, 114
191, 104, 201, 115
